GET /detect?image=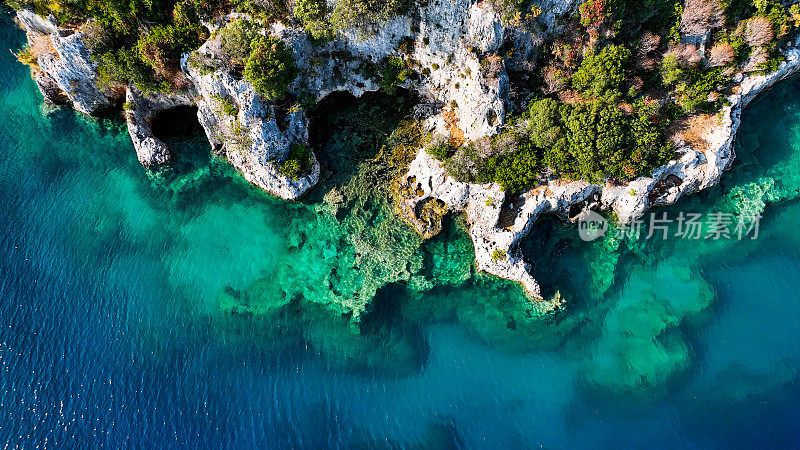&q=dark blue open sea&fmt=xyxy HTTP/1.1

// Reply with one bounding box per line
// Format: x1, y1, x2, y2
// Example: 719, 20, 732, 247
3, 10, 800, 448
